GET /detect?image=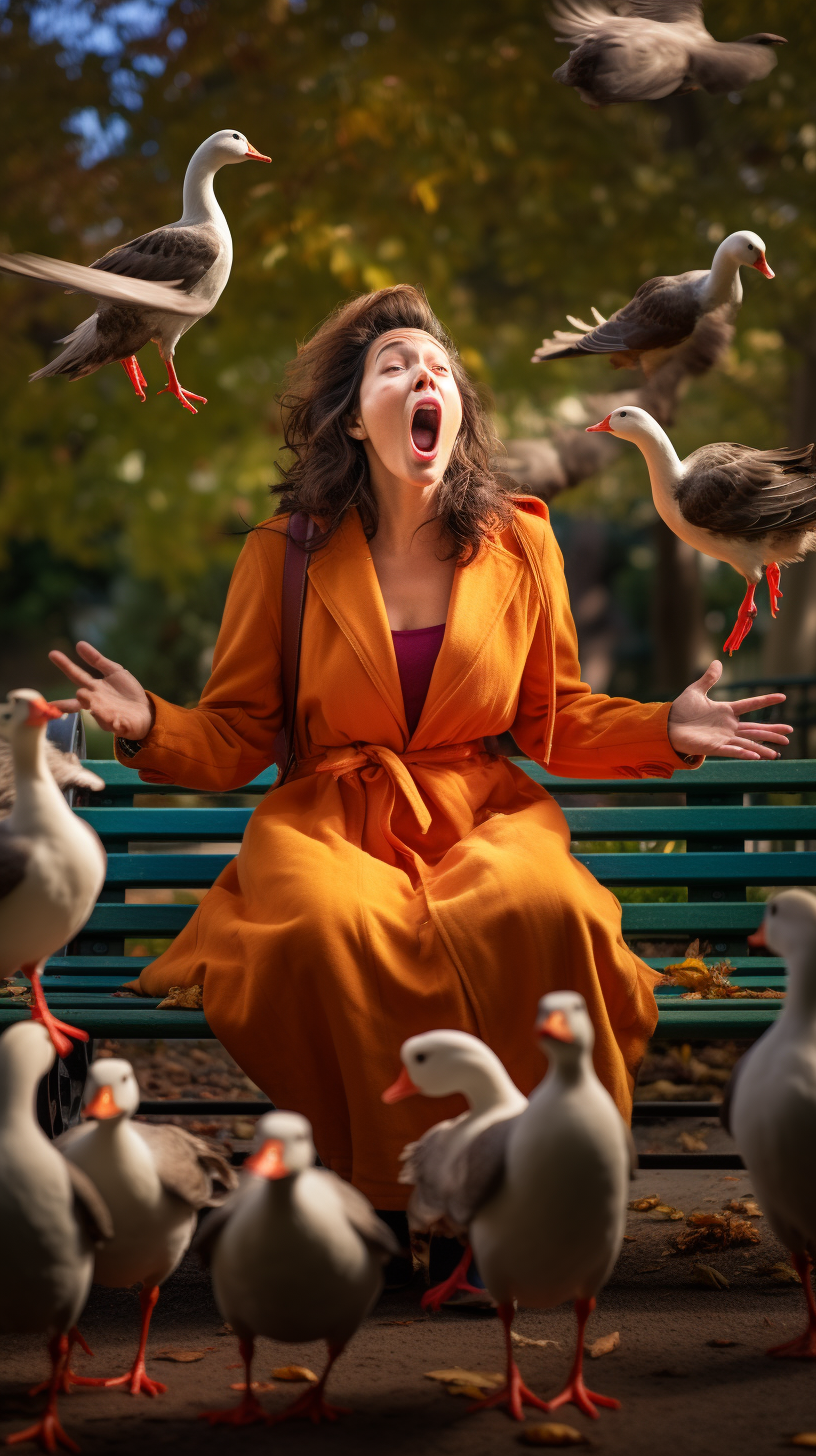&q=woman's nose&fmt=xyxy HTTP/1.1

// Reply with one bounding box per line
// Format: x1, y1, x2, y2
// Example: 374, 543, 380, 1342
413, 369, 436, 391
